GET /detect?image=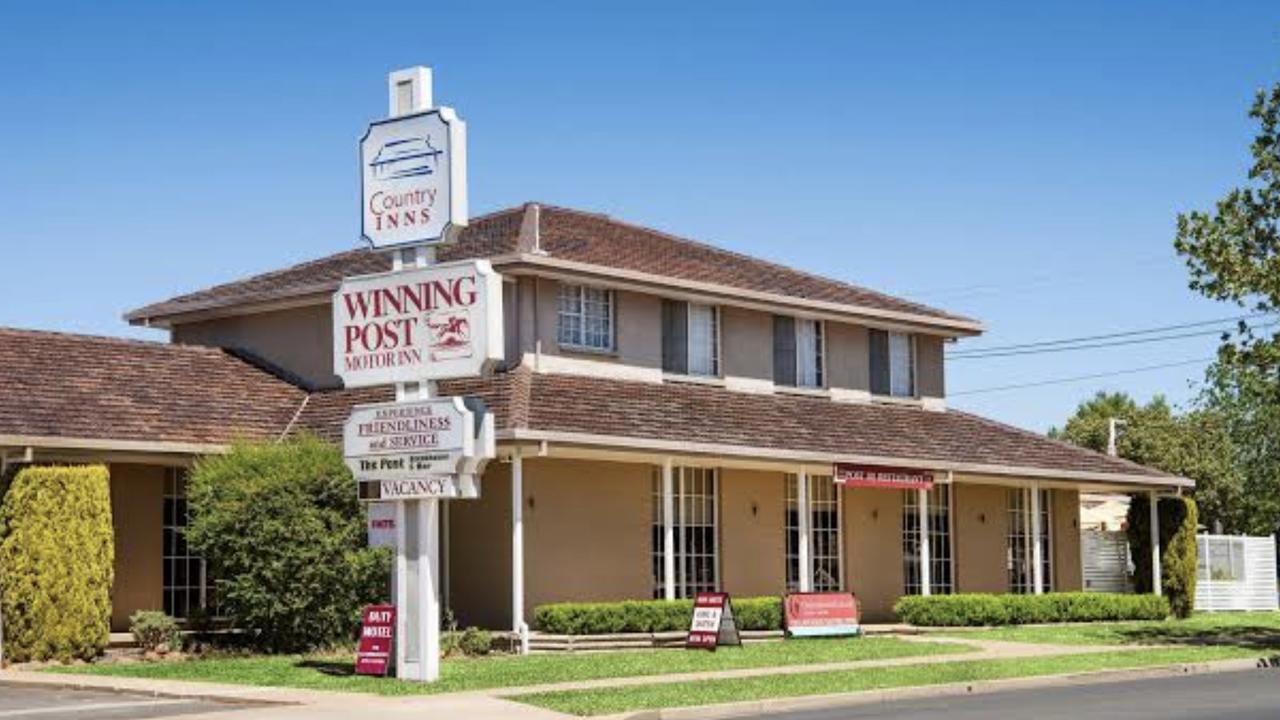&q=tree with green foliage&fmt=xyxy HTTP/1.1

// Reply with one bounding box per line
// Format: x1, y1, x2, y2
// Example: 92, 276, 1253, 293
1126, 496, 1198, 619
186, 435, 389, 653
1051, 391, 1241, 531
0, 465, 114, 662
1174, 81, 1280, 534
